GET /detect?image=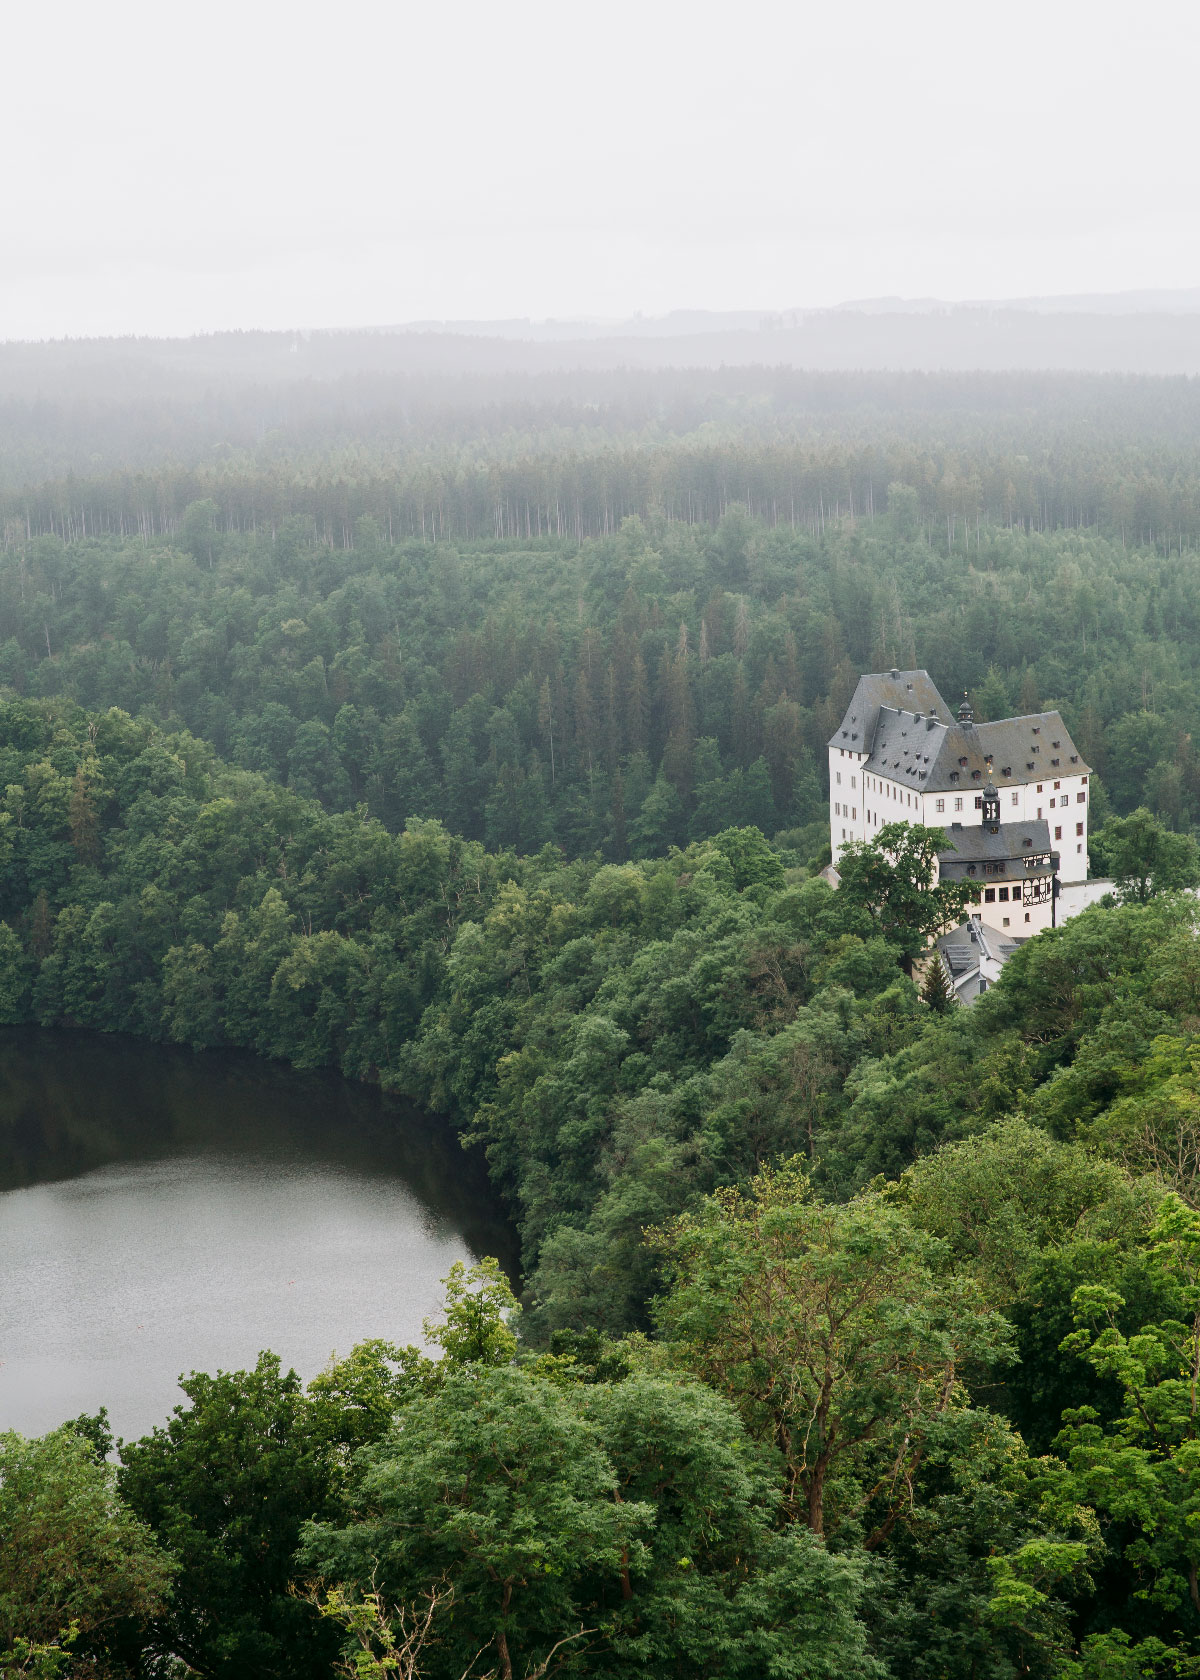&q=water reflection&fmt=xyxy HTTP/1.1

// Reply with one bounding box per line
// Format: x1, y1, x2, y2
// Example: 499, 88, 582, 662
0, 1030, 516, 1440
